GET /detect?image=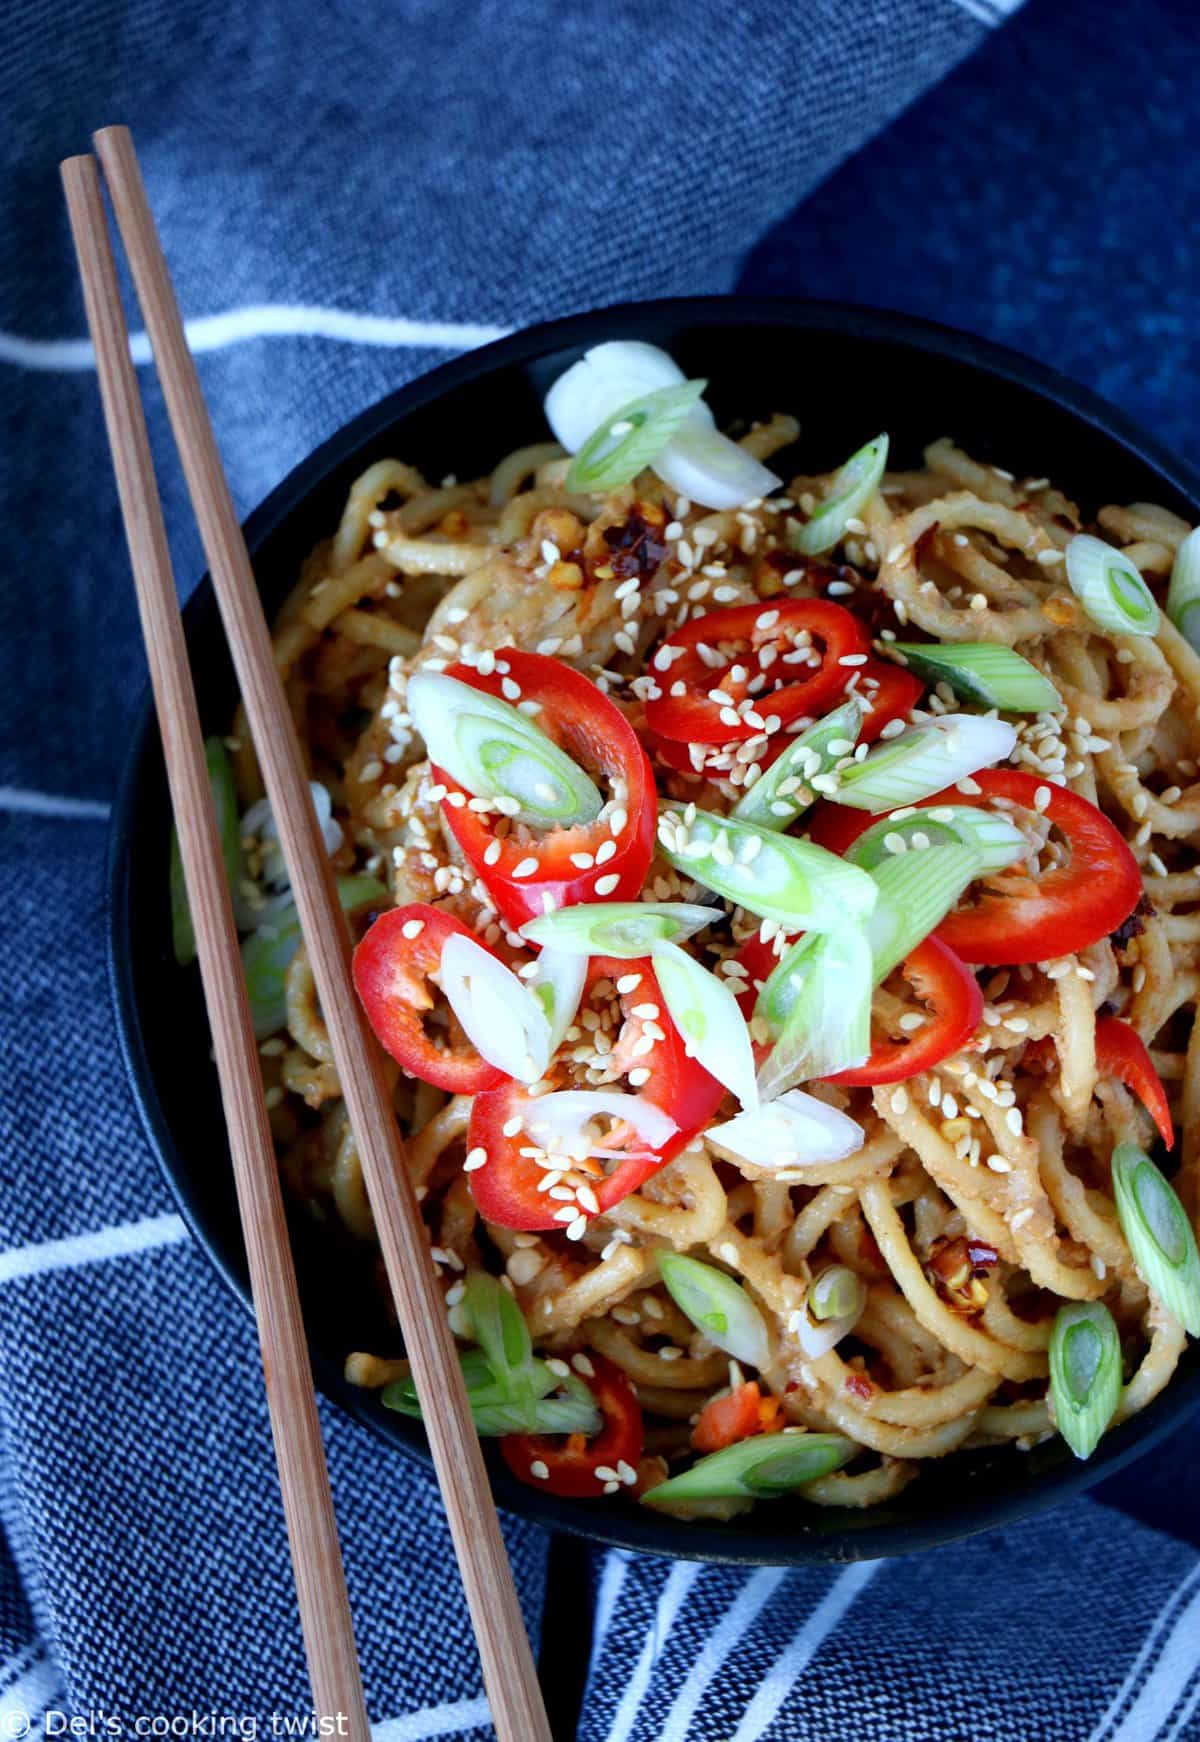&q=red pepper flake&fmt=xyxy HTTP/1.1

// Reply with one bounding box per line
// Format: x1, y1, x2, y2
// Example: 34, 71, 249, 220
601, 510, 668, 581
966, 1239, 999, 1273
844, 1373, 873, 1401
